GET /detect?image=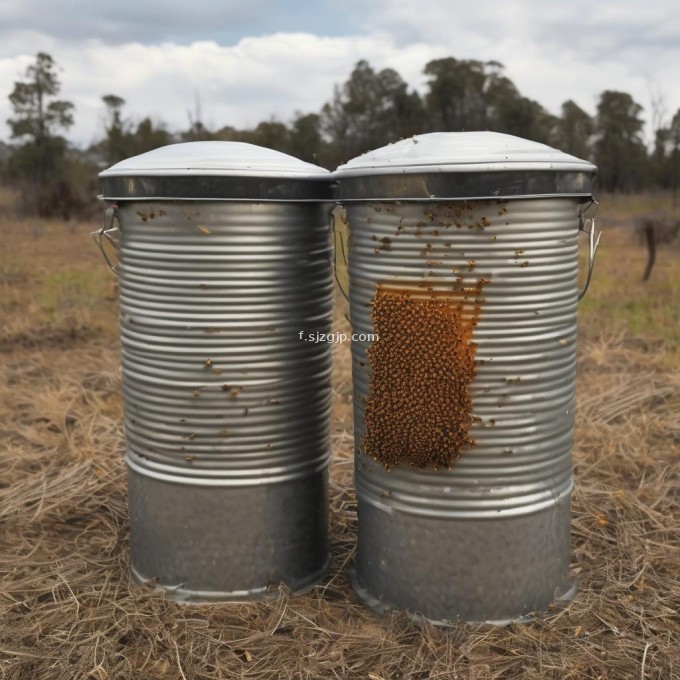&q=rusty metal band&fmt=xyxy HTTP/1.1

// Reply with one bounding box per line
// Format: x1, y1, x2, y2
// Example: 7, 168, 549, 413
100, 174, 337, 201
336, 170, 595, 201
